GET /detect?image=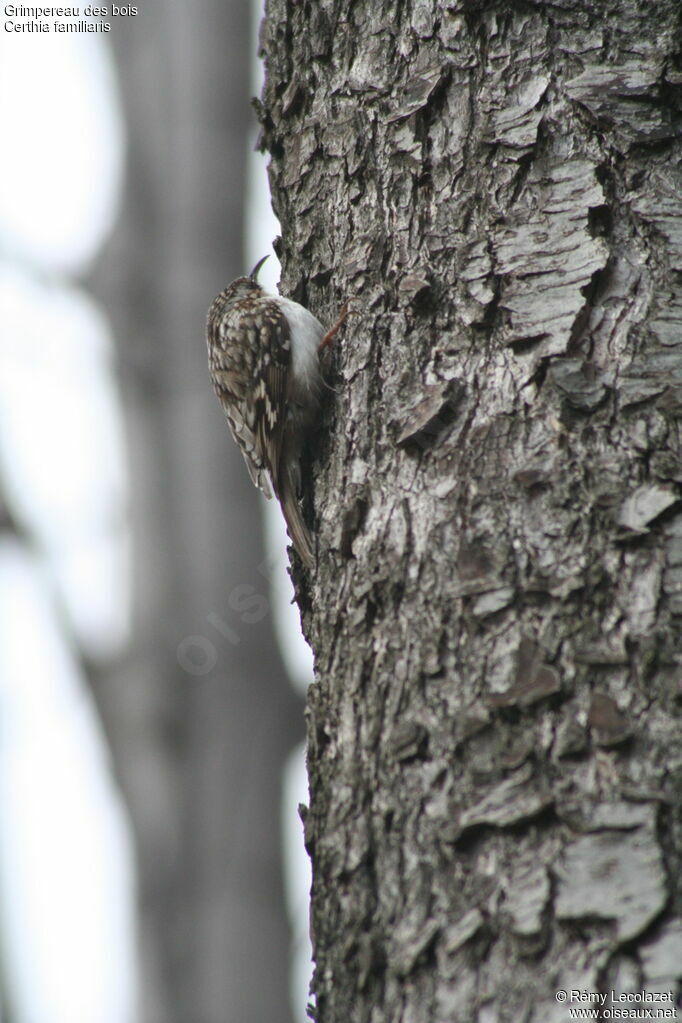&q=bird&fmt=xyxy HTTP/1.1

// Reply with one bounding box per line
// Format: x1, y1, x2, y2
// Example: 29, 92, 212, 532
206, 256, 346, 568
